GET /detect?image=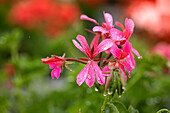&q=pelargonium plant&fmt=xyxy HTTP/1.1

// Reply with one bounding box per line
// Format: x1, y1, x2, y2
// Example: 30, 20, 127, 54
41, 12, 142, 112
